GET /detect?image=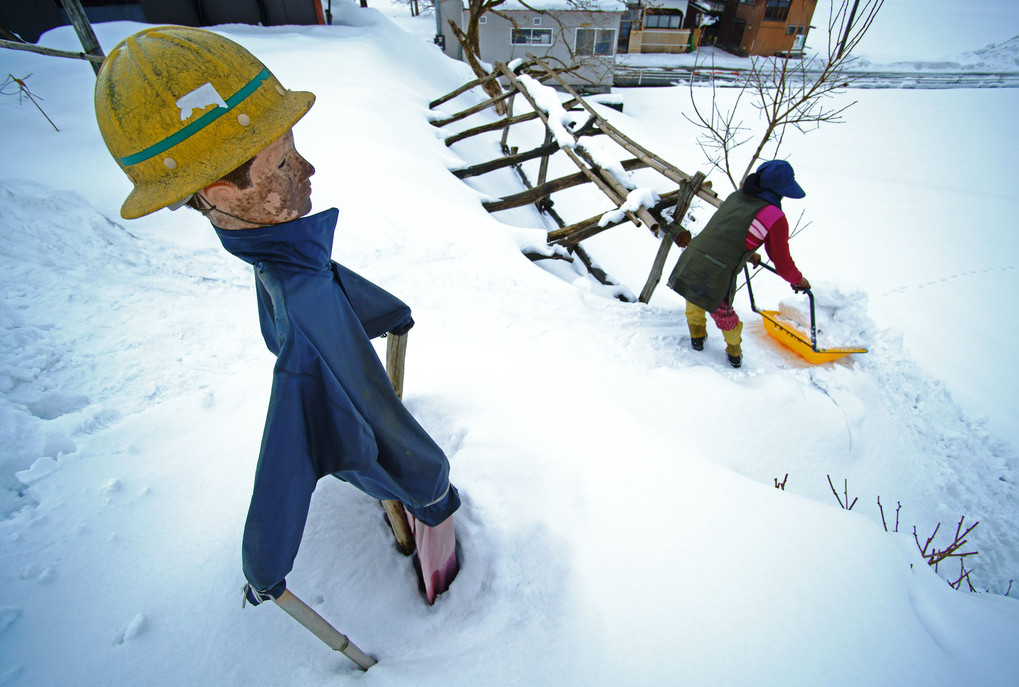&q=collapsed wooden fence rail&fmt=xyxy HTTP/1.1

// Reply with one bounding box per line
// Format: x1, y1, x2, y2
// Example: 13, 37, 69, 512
429, 56, 723, 303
